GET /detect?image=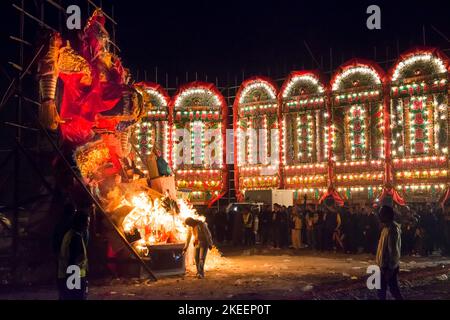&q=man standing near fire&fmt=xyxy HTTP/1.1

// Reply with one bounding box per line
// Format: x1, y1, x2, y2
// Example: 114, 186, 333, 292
183, 217, 214, 279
